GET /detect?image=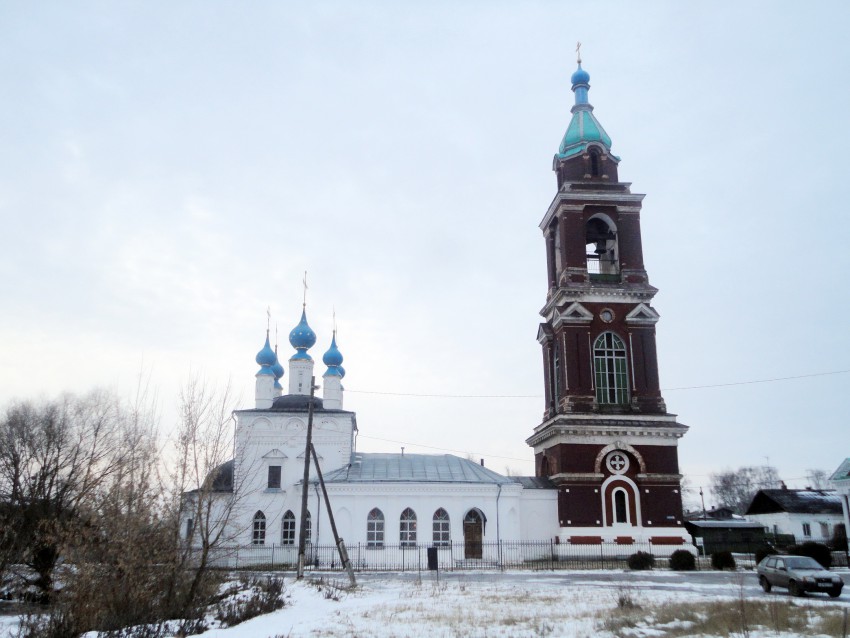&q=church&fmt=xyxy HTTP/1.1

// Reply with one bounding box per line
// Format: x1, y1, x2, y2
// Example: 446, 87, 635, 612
190, 59, 690, 565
